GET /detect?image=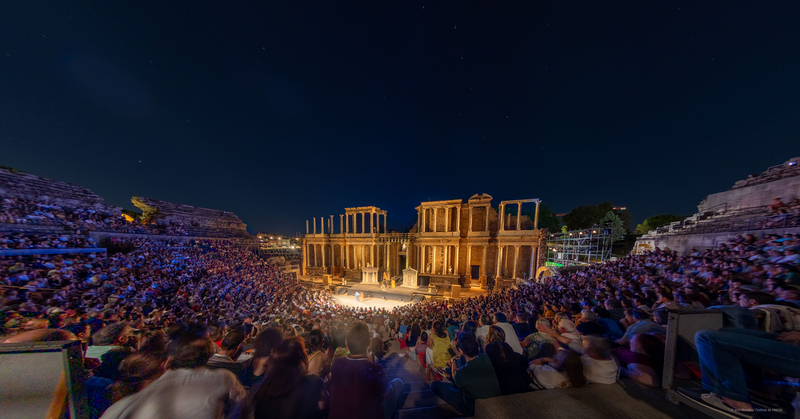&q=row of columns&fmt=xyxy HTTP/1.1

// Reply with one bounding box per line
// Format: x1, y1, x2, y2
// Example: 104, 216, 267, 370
418, 205, 461, 233
498, 200, 543, 231
306, 212, 387, 235
496, 244, 538, 279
